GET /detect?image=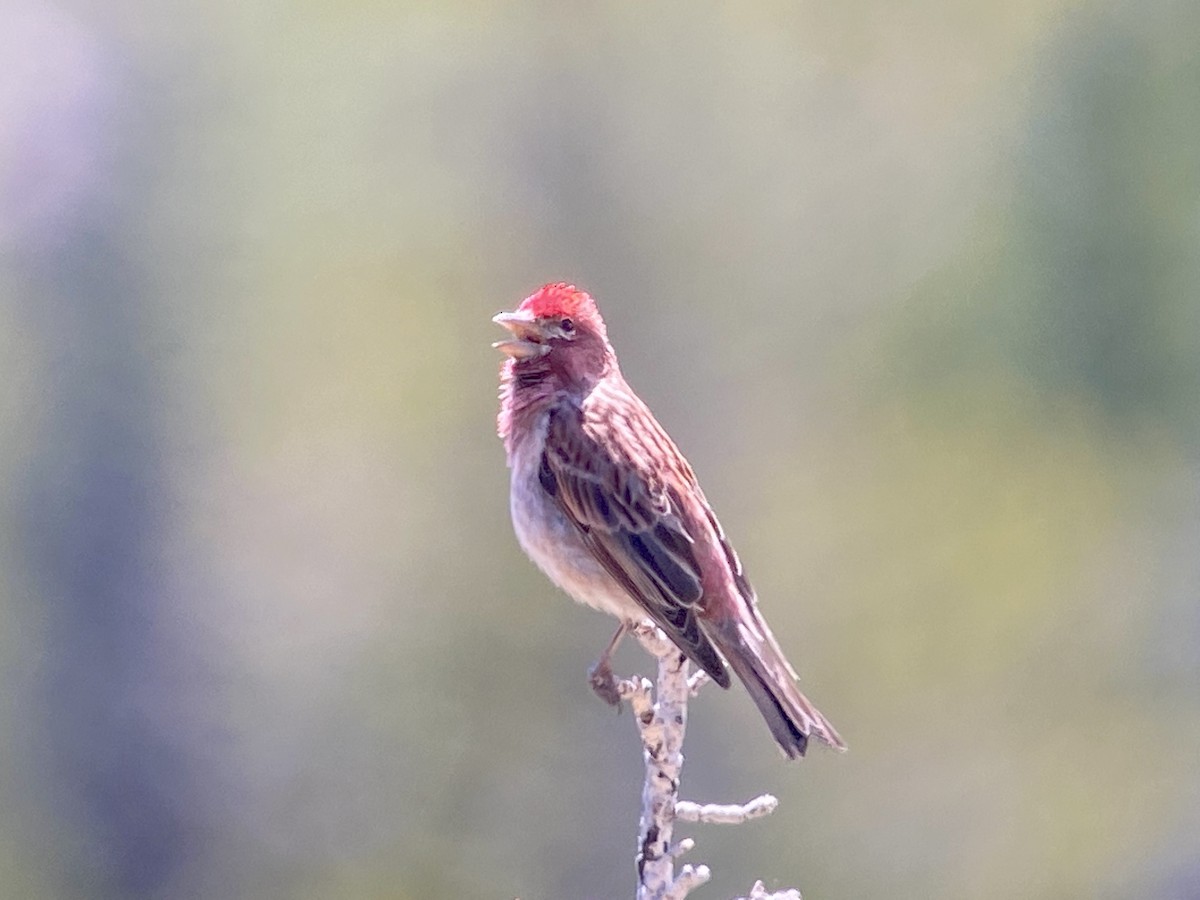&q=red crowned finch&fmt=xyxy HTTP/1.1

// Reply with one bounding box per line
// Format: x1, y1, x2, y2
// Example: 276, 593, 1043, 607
494, 283, 844, 758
